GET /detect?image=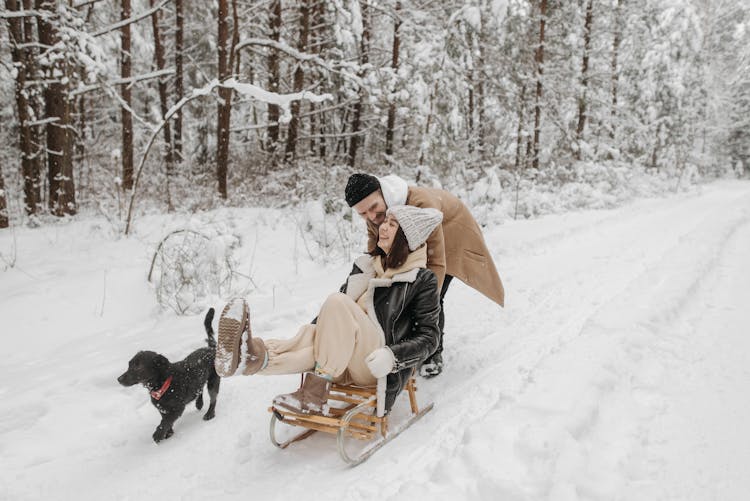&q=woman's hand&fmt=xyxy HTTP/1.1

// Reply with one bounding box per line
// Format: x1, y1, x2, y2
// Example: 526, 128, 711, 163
365, 347, 395, 378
